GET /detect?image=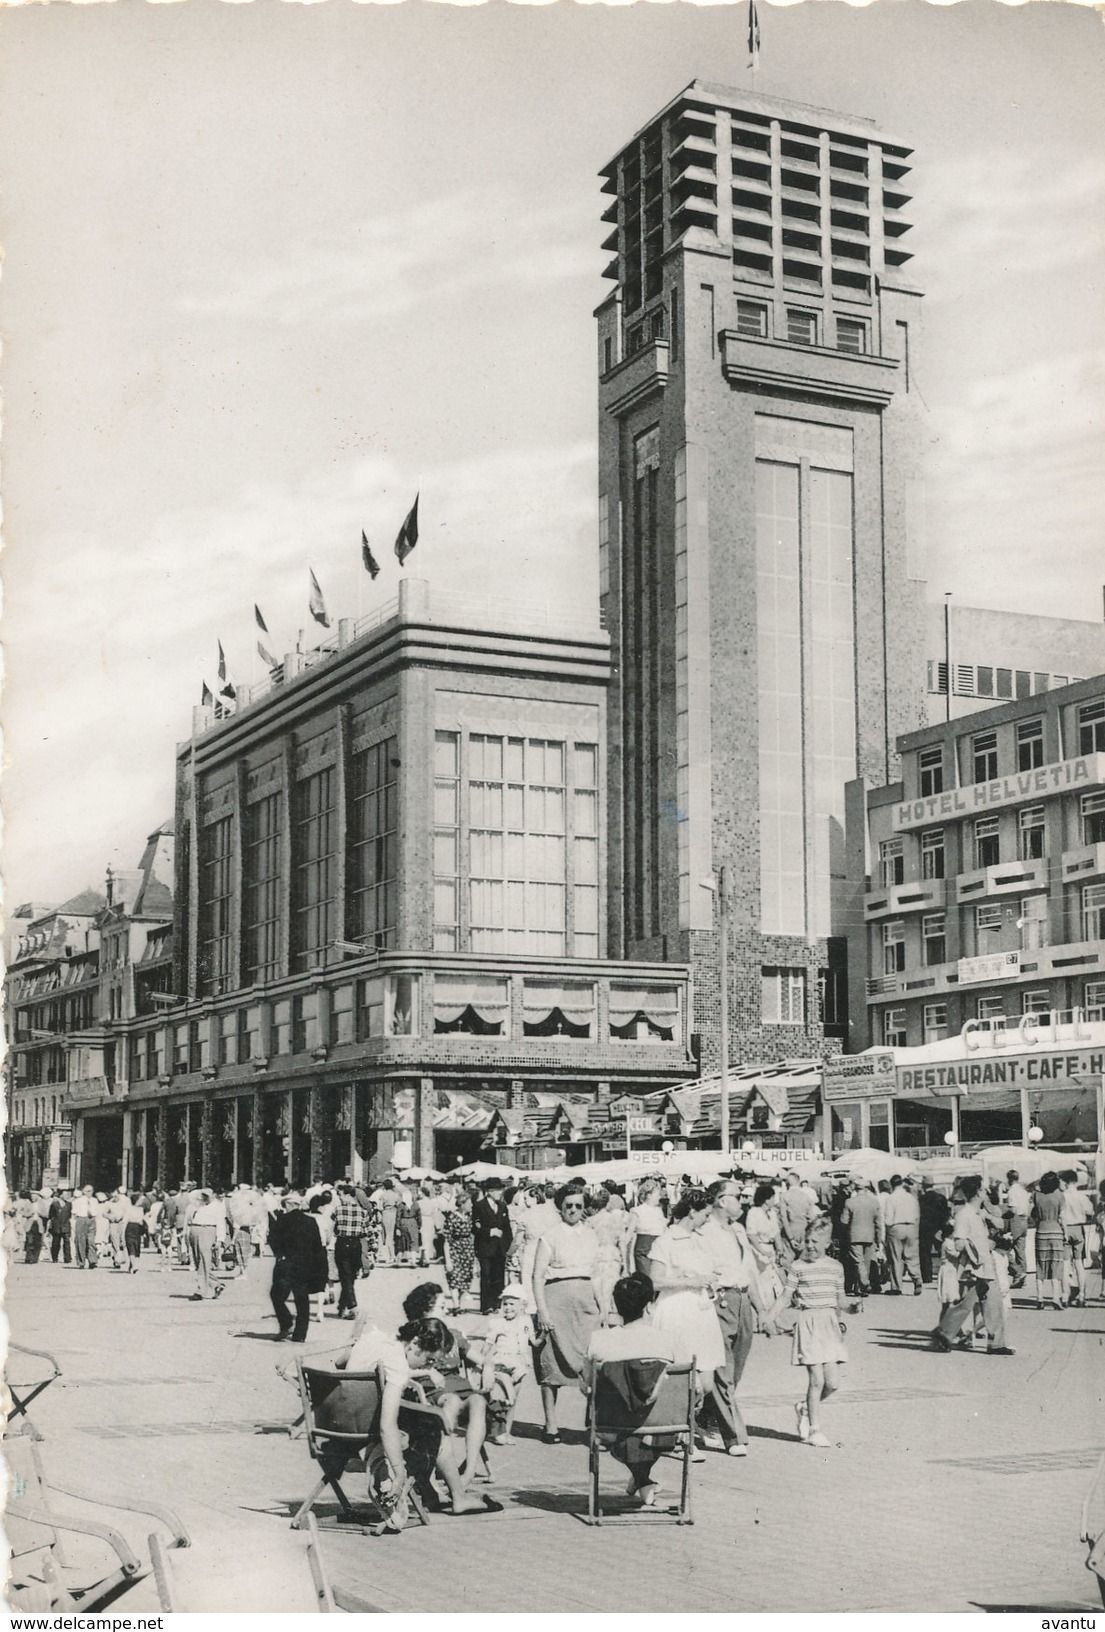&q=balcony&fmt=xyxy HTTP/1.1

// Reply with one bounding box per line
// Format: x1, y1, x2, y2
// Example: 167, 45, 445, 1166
600, 339, 670, 416
955, 856, 1048, 905
720, 330, 899, 407
1061, 842, 1105, 886
864, 879, 945, 921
